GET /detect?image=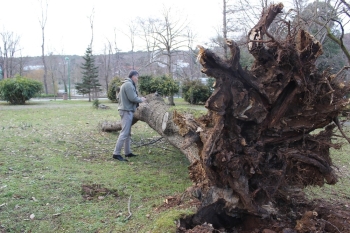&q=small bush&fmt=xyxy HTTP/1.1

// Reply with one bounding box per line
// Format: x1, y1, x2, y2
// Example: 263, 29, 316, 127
139, 75, 179, 96
92, 99, 100, 109
182, 79, 212, 104
107, 77, 122, 102
138, 75, 153, 95
0, 76, 43, 104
